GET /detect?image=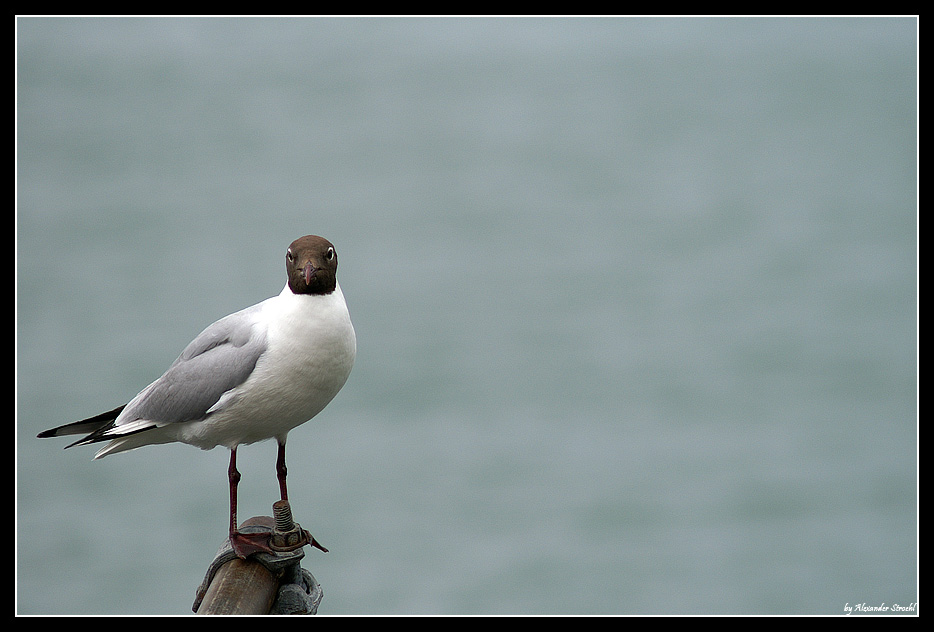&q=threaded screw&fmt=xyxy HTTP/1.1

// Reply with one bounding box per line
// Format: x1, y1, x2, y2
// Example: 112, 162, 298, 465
273, 499, 295, 532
